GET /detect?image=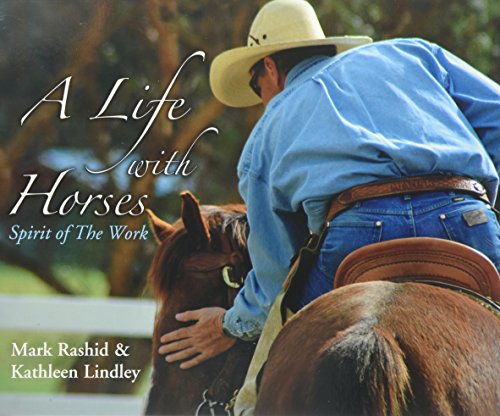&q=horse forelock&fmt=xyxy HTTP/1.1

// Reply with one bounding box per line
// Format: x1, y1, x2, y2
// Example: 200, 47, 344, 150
149, 205, 248, 302
201, 204, 248, 252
